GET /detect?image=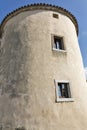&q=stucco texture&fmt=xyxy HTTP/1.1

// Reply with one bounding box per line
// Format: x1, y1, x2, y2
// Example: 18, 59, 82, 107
0, 9, 87, 130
